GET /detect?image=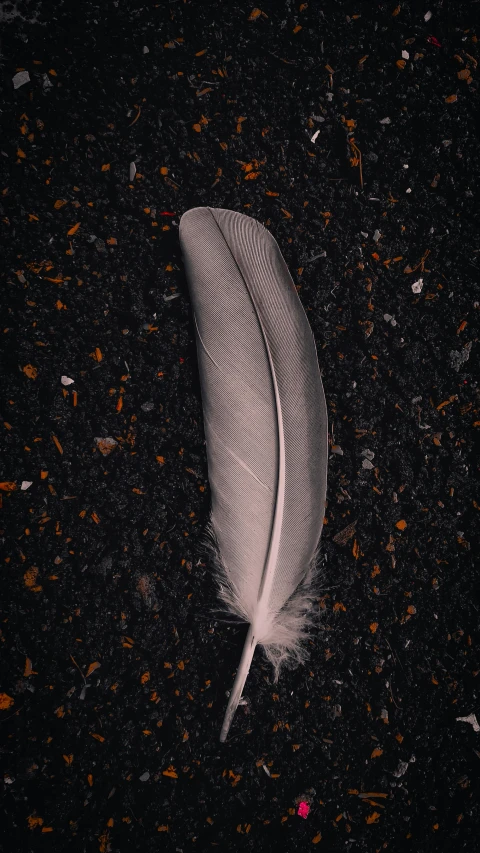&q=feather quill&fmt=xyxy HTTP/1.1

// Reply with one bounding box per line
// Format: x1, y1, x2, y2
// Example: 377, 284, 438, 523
178, 207, 328, 741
